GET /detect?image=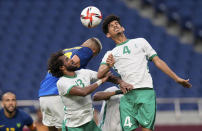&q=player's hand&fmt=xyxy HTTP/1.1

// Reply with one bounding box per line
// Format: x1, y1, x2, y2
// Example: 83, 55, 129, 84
119, 81, 133, 94
101, 71, 112, 83
106, 54, 115, 68
176, 78, 192, 88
